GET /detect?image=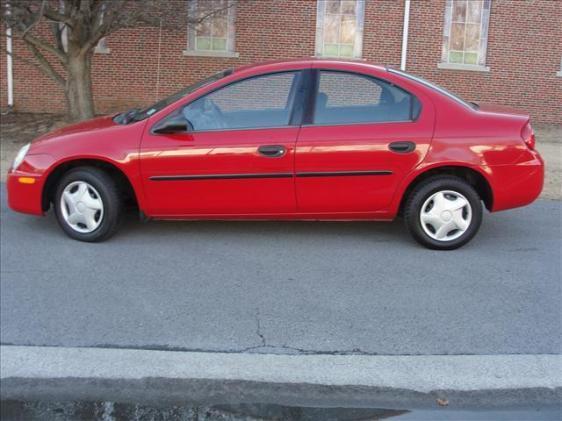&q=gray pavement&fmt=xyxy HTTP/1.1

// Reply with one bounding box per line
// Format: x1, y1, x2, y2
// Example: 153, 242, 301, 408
1, 186, 561, 356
